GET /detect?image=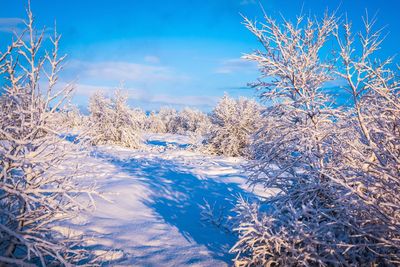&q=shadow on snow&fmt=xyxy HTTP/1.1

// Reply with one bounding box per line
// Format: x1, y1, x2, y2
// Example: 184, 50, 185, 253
93, 150, 252, 264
